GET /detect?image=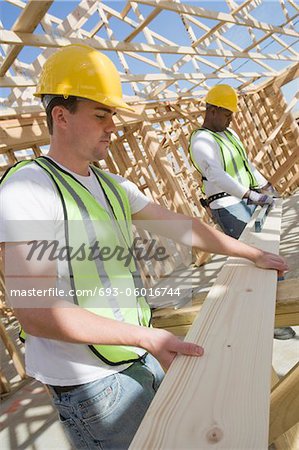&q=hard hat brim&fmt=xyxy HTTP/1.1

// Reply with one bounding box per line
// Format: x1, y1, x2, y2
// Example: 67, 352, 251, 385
34, 91, 135, 113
